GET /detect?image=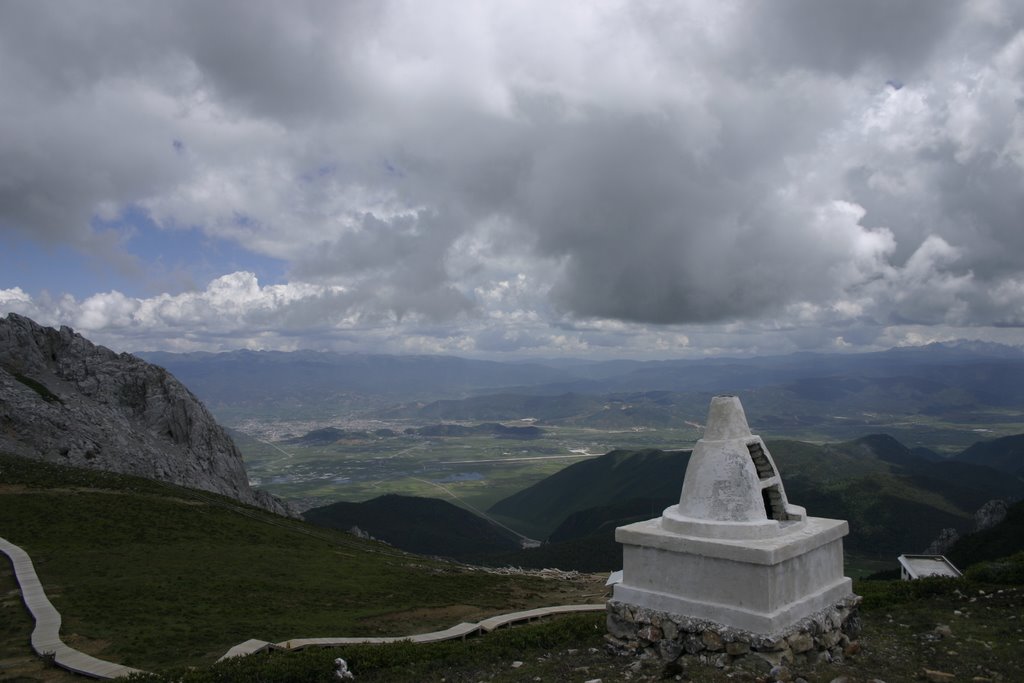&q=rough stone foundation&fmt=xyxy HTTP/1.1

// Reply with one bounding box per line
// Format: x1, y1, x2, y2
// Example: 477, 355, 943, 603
605, 595, 862, 670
